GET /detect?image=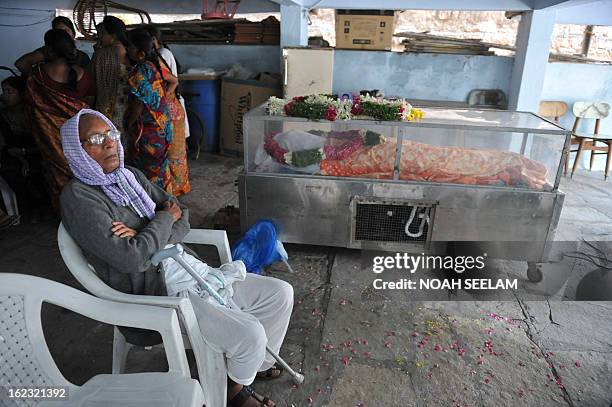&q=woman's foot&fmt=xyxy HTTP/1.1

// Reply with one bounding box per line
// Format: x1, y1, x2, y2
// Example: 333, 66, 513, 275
256, 364, 284, 381
228, 380, 275, 407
